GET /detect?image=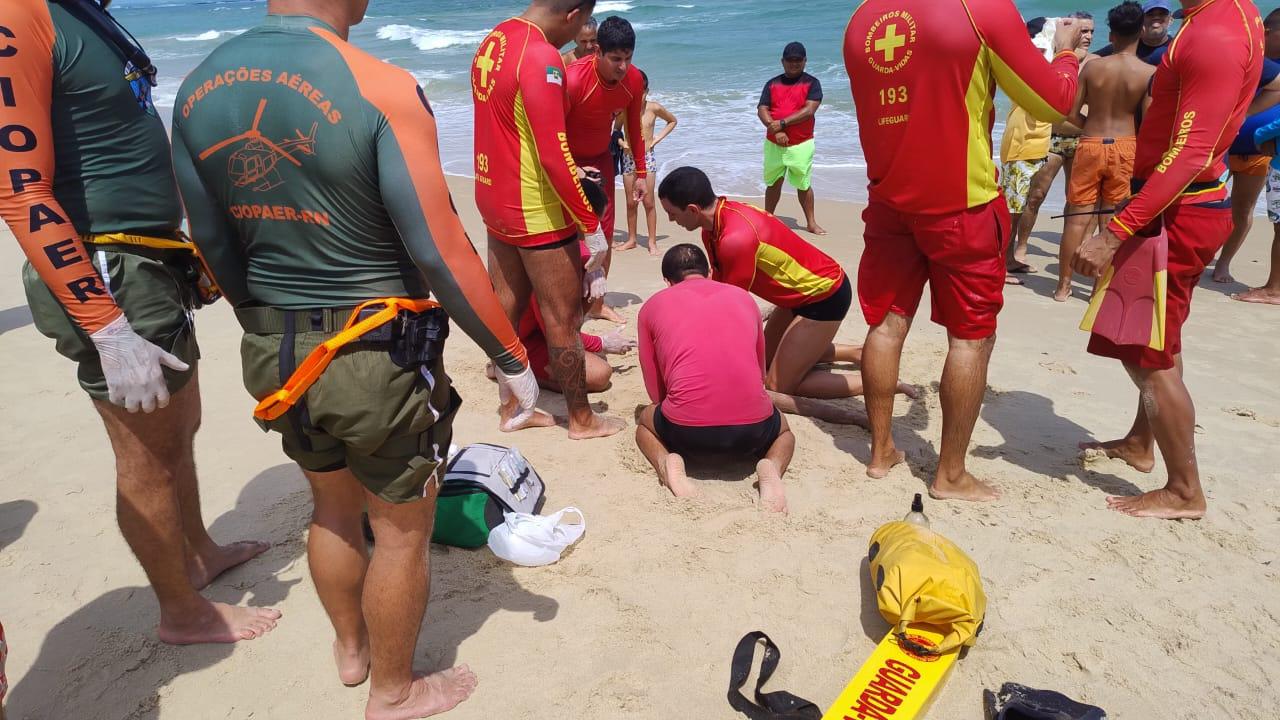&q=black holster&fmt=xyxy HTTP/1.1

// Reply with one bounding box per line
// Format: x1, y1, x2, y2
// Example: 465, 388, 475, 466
354, 306, 450, 371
